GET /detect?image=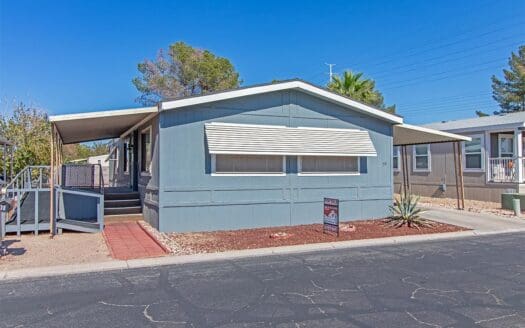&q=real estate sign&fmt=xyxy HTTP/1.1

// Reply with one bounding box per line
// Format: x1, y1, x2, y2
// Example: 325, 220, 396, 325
323, 197, 339, 236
